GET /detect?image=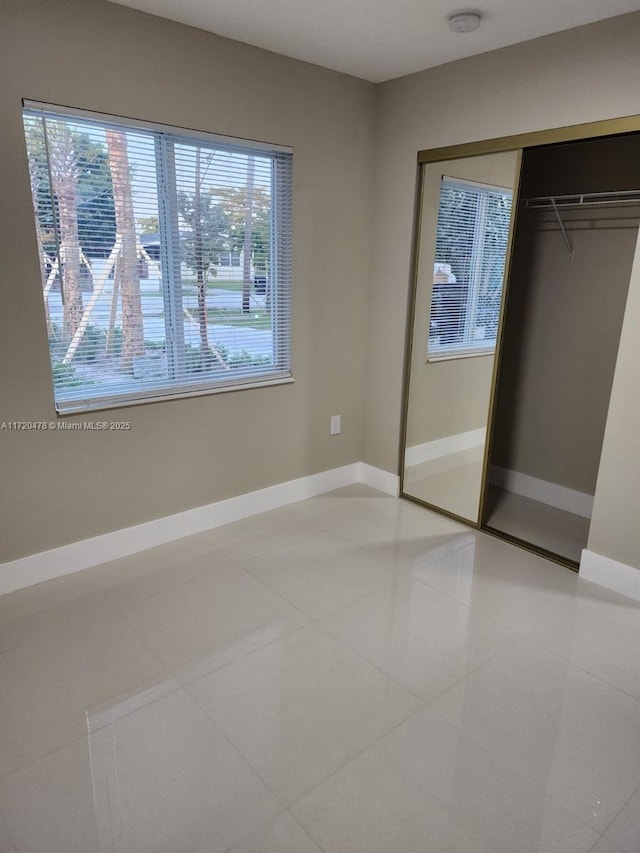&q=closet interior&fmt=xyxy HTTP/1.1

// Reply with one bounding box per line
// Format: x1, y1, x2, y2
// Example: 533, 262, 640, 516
483, 135, 640, 565
401, 124, 640, 570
